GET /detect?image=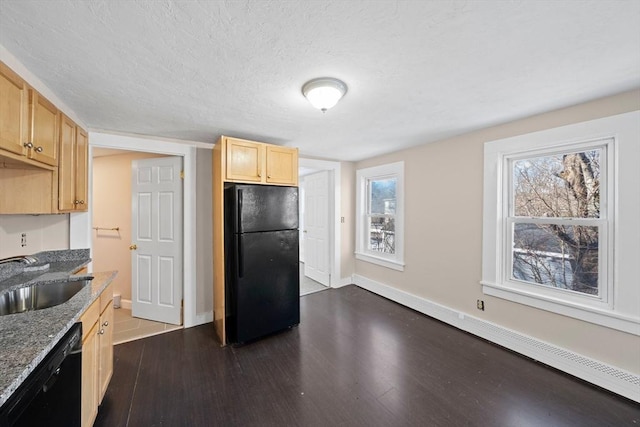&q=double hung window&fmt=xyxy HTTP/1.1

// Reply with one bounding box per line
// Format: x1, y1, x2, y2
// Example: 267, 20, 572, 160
356, 162, 404, 271
507, 143, 608, 304
482, 111, 640, 334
